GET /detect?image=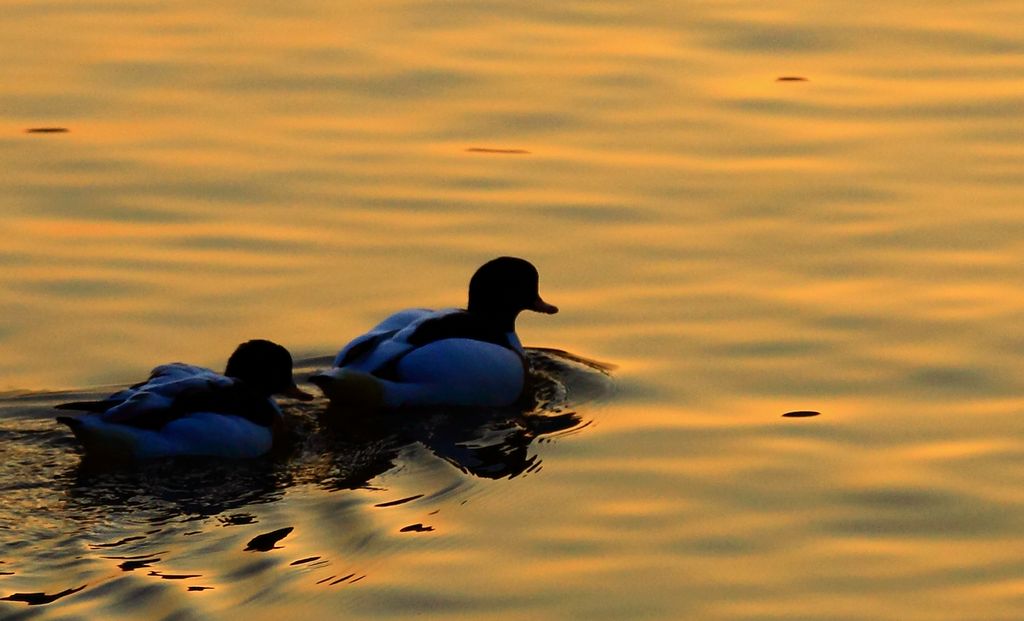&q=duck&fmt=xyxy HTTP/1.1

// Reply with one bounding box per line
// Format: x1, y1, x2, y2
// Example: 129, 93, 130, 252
309, 256, 558, 409
56, 339, 314, 460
